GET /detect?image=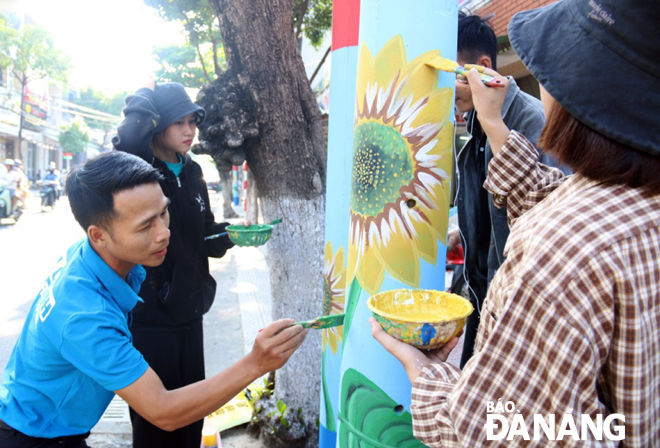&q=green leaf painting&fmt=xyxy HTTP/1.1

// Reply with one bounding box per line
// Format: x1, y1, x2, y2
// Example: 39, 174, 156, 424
339, 369, 427, 447
341, 278, 362, 351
